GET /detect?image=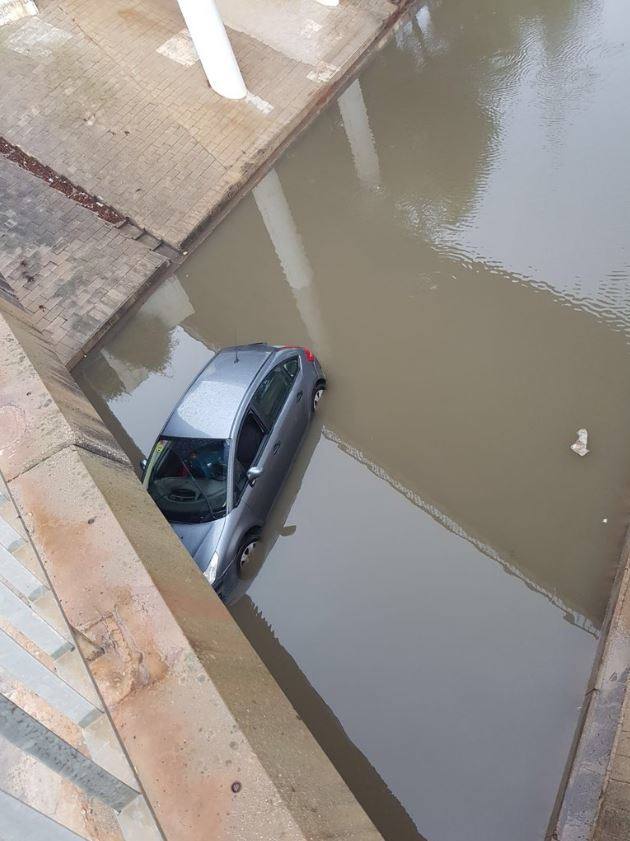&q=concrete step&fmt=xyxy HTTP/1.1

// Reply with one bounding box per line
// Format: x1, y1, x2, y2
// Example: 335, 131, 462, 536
0, 695, 139, 811
0, 479, 163, 840
0, 629, 101, 727
0, 789, 90, 841
0, 578, 72, 658
0, 543, 46, 601
0, 512, 23, 553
